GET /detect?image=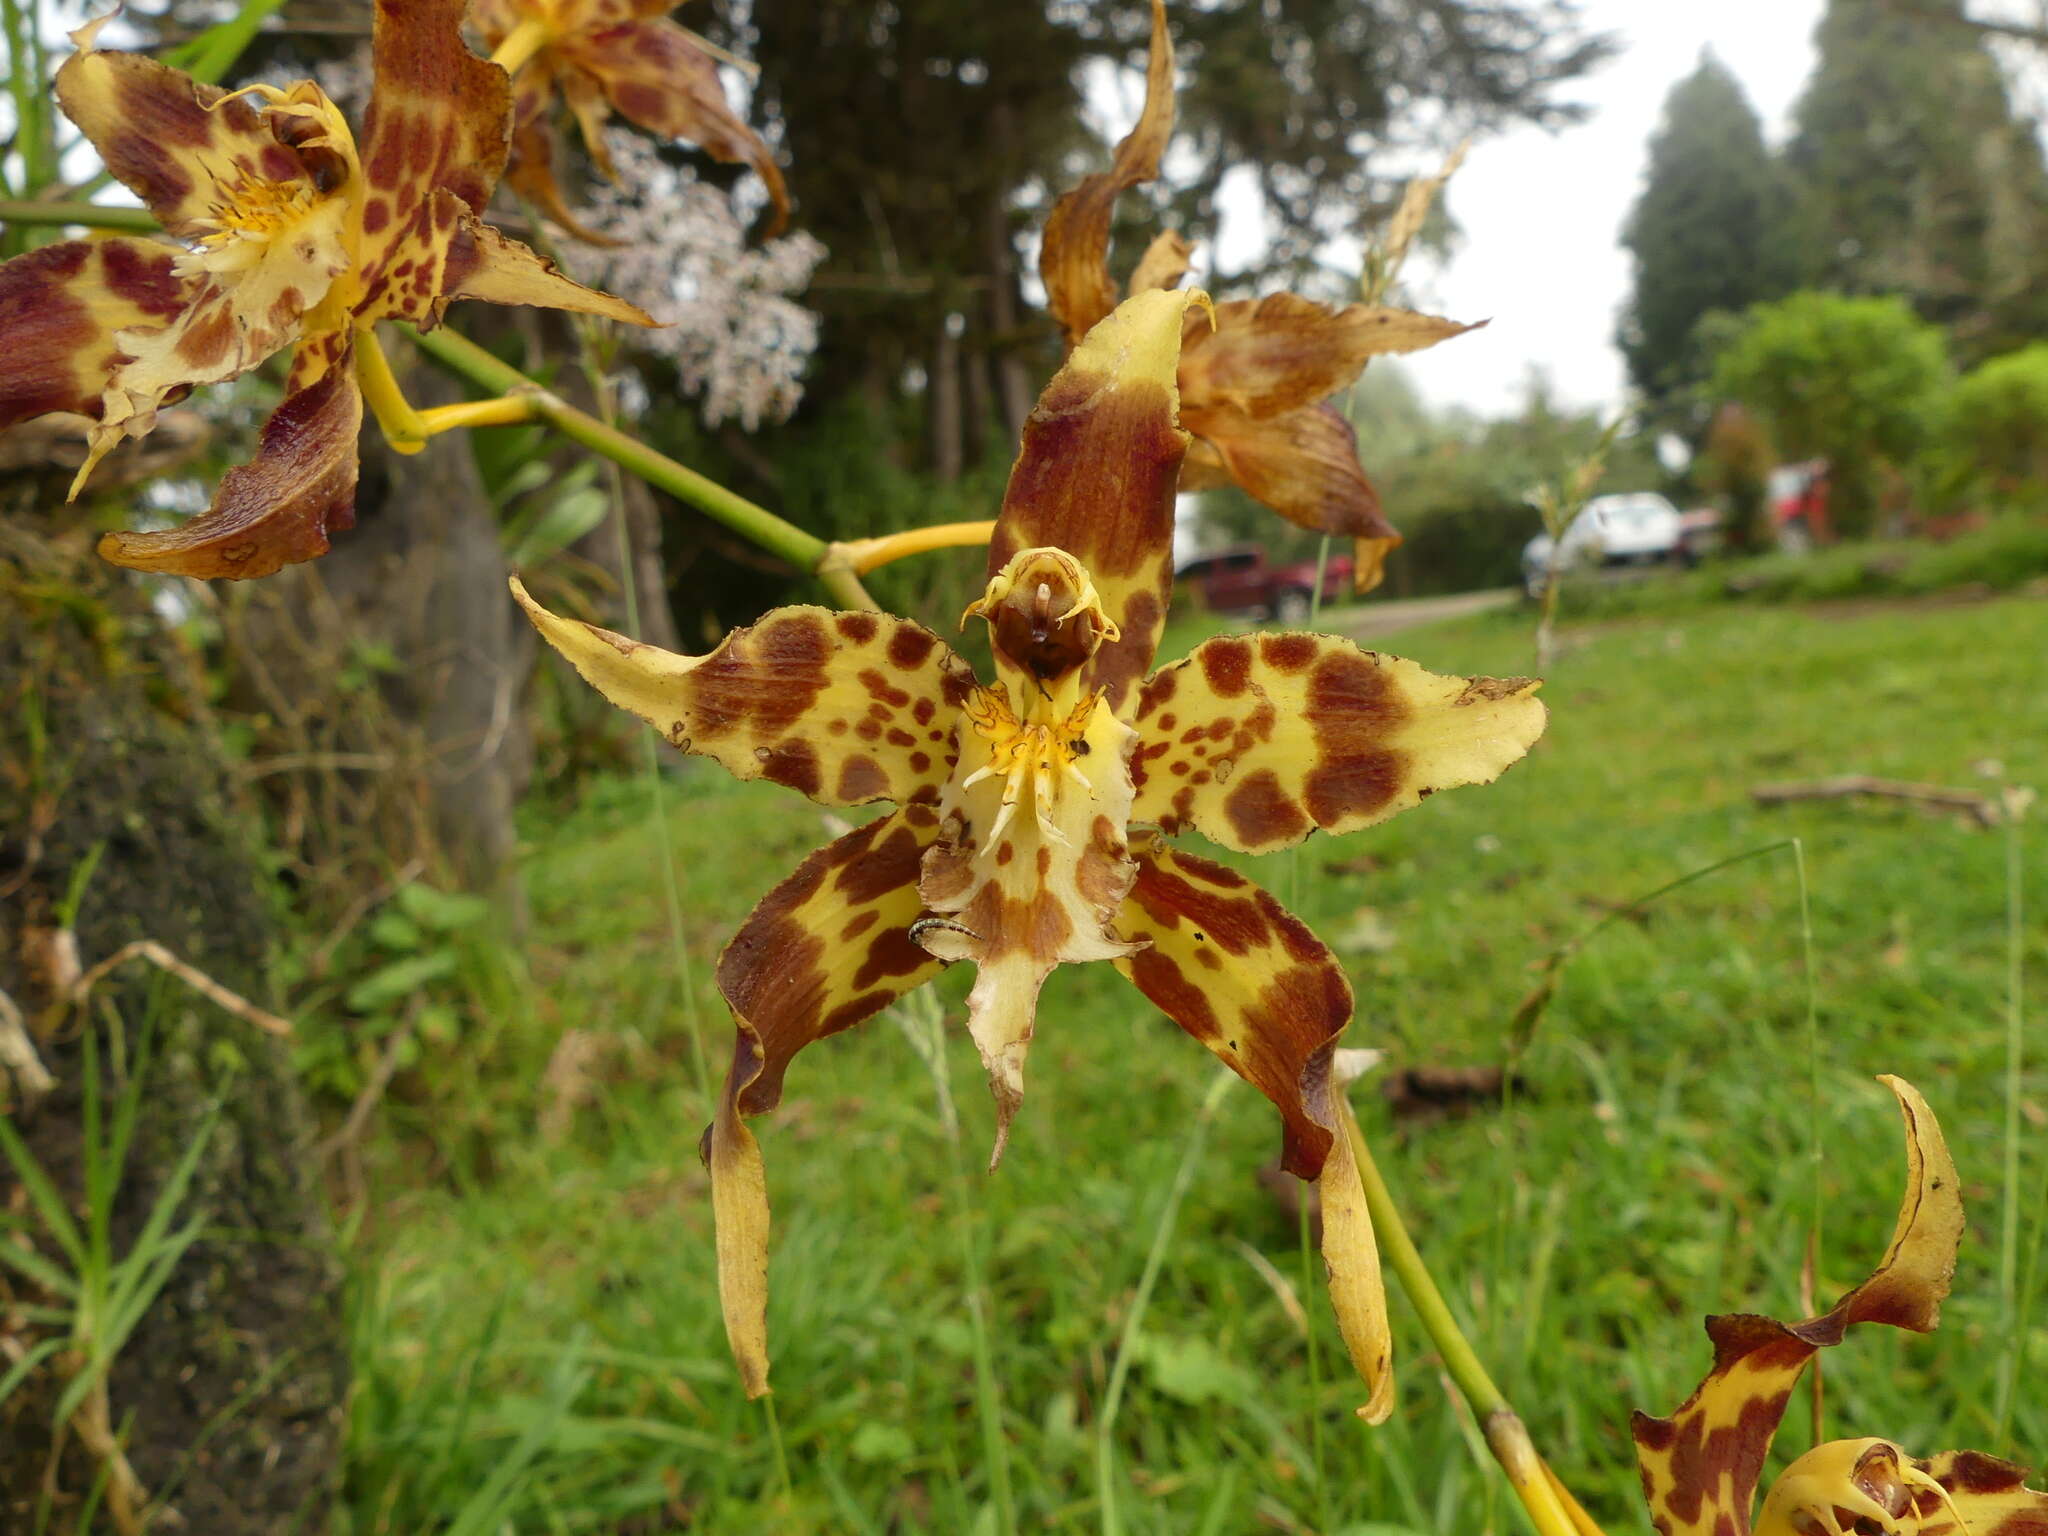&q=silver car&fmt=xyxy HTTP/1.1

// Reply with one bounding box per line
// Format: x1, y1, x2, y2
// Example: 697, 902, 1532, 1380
1522, 492, 1686, 597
